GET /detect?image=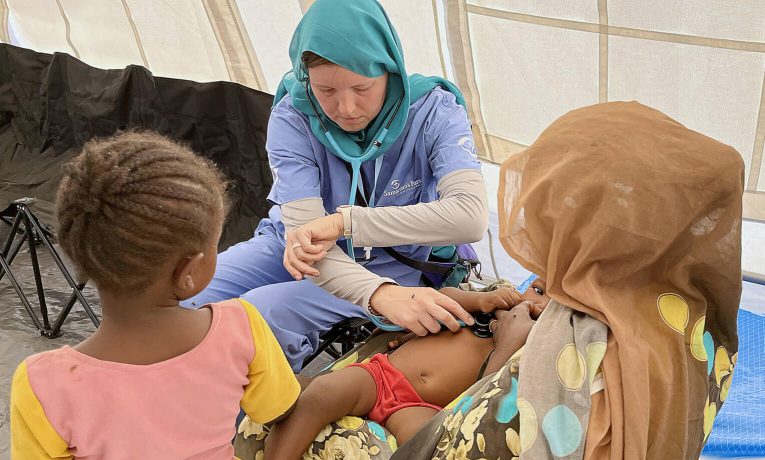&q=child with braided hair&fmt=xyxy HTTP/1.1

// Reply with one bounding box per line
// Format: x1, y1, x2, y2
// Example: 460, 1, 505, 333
9, 131, 299, 460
